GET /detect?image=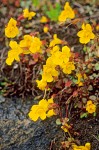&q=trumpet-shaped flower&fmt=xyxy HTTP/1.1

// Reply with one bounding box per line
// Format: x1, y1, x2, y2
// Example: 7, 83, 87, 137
86, 100, 96, 114
36, 79, 47, 91
76, 73, 83, 86
62, 62, 75, 74
72, 142, 91, 150
43, 26, 49, 33
40, 16, 48, 23
51, 51, 62, 66
28, 99, 48, 121
28, 98, 56, 121
23, 8, 36, 20
50, 45, 60, 55
48, 98, 54, 104
41, 57, 58, 82
47, 98, 56, 117
77, 23, 95, 44
6, 41, 23, 65
29, 37, 42, 54
42, 64, 59, 82
47, 109, 55, 117
5, 18, 19, 38
51, 46, 71, 66
61, 46, 71, 63
49, 34, 62, 47
58, 2, 75, 22
19, 35, 33, 54
76, 73, 87, 86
